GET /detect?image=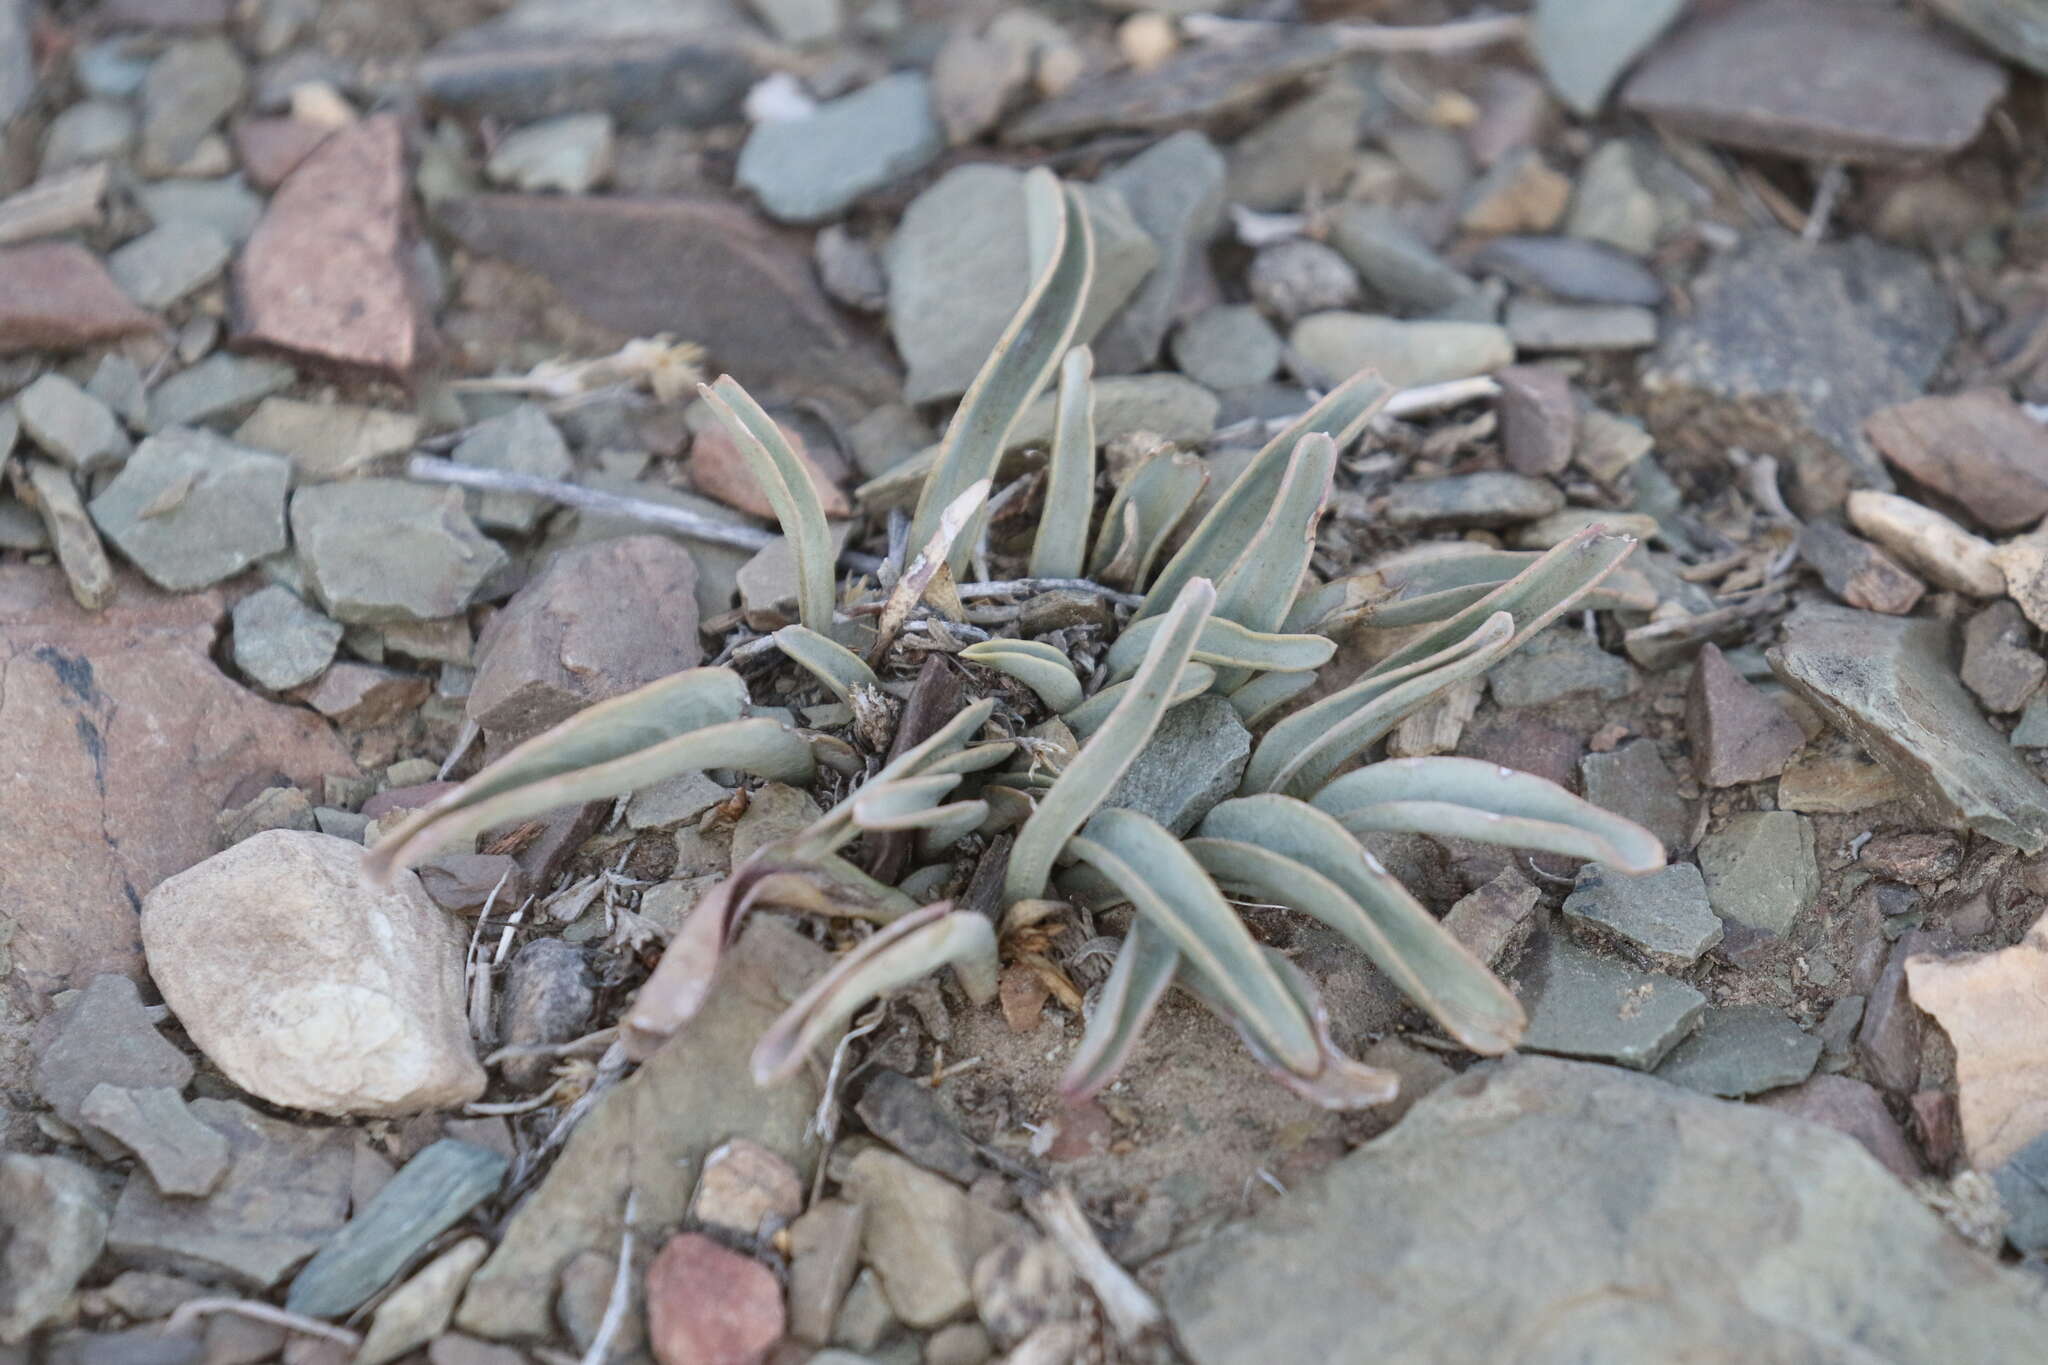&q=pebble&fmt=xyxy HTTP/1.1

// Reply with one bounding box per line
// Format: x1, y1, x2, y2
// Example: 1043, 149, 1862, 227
430, 1336, 525, 1365
1170, 305, 1281, 390
837, 1146, 1026, 1328
143, 830, 486, 1115
1532, 0, 1686, 116
854, 1071, 983, 1185
1565, 141, 1661, 256
78, 1084, 230, 1197
139, 38, 247, 175
89, 428, 291, 592
1858, 930, 1933, 1093
1697, 810, 1817, 937
86, 353, 148, 429
1504, 299, 1656, 352
1961, 601, 2044, 714
755, 0, 839, 44
0, 0, 27, 122
1928, 0, 2048, 76
973, 1236, 1081, 1350
1459, 148, 1570, 235
108, 1098, 352, 1289
1289, 313, 1513, 390
216, 784, 317, 845
690, 1139, 803, 1240
485, 112, 615, 194
1103, 694, 1251, 835
814, 224, 886, 313
43, 100, 138, 172
1245, 238, 1361, 325
0, 1154, 110, 1344
233, 397, 418, 483
626, 772, 728, 831
689, 415, 848, 518
292, 480, 507, 625
1224, 74, 1367, 213
739, 525, 850, 631
1771, 603, 2048, 852
645, 1233, 785, 1365
145, 354, 296, 432
415, 853, 527, 914
788, 1199, 865, 1345
0, 243, 158, 353
739, 72, 941, 225
18, 459, 117, 610
1844, 489, 2003, 596
1442, 866, 1539, 969
1010, 373, 1218, 450
16, 373, 131, 473
1471, 234, 1664, 306
295, 662, 430, 729
1487, 626, 1636, 707
288, 1139, 507, 1318
1515, 934, 1706, 1070
355, 1237, 491, 1365
1094, 131, 1225, 371
1325, 202, 1475, 314
2014, 696, 2048, 748
135, 176, 264, 245
1865, 389, 2048, 534
453, 403, 573, 531
1655, 1004, 1822, 1098
1621, 0, 2005, 164
233, 117, 331, 188
925, 1322, 992, 1365
1687, 642, 1805, 786
1563, 862, 1723, 968
1798, 520, 1925, 615
1510, 508, 1658, 550
1578, 741, 1689, 857
498, 938, 594, 1090
33, 974, 196, 1158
